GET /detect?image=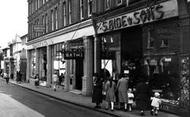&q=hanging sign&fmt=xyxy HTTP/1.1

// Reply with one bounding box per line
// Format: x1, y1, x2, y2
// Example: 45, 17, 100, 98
62, 48, 84, 59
